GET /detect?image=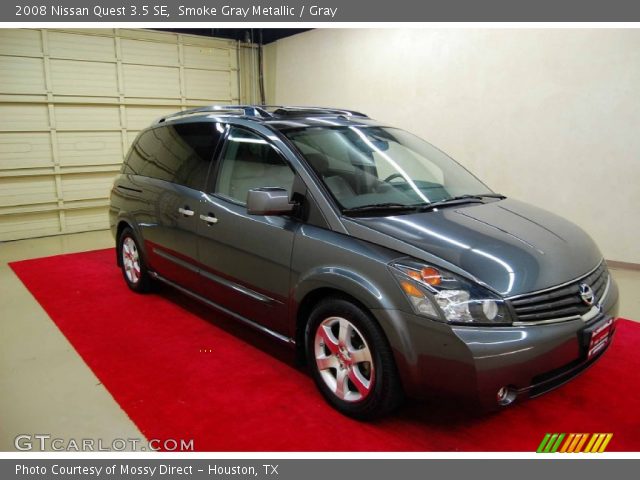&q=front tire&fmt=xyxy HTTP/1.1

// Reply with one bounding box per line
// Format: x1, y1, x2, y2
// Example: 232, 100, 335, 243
117, 227, 152, 293
306, 297, 403, 420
